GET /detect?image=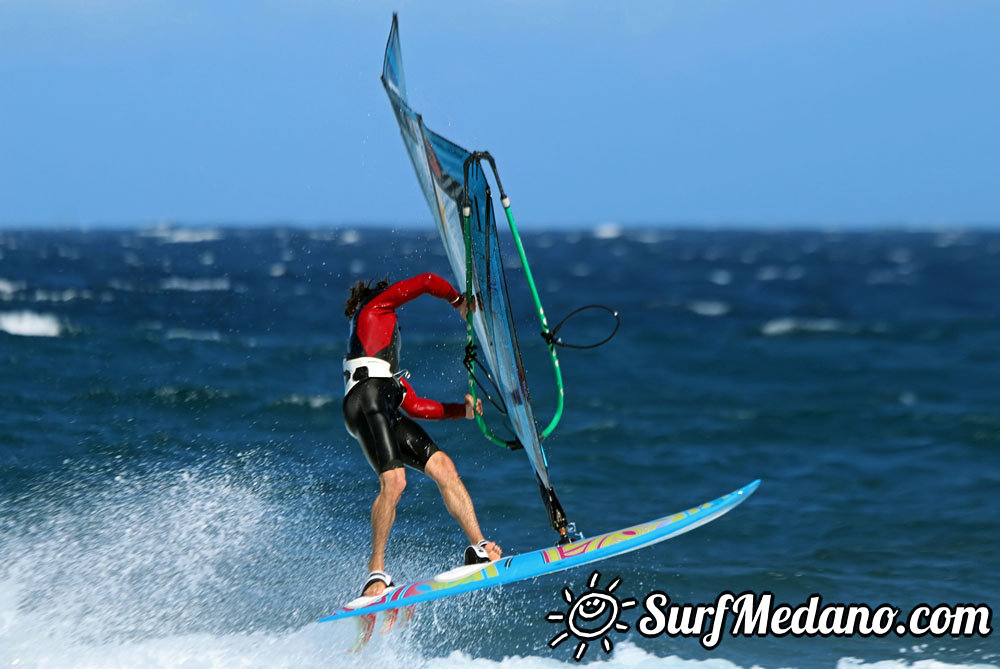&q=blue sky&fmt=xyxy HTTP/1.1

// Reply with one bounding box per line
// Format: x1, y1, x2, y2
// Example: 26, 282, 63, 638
1, 1, 998, 228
